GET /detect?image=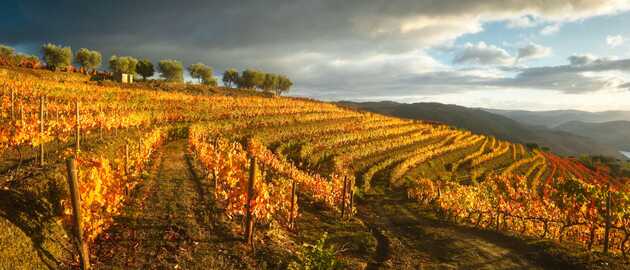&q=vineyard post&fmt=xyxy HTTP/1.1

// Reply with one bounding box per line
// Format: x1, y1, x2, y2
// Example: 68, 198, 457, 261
289, 179, 296, 230
19, 103, 24, 124
349, 178, 354, 218
125, 143, 130, 175
341, 176, 348, 219
603, 187, 612, 254
44, 96, 48, 120
212, 139, 218, 199
75, 101, 80, 155
98, 105, 103, 140
66, 158, 90, 270
39, 96, 45, 167
10, 89, 15, 121
212, 168, 218, 199
245, 156, 257, 249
